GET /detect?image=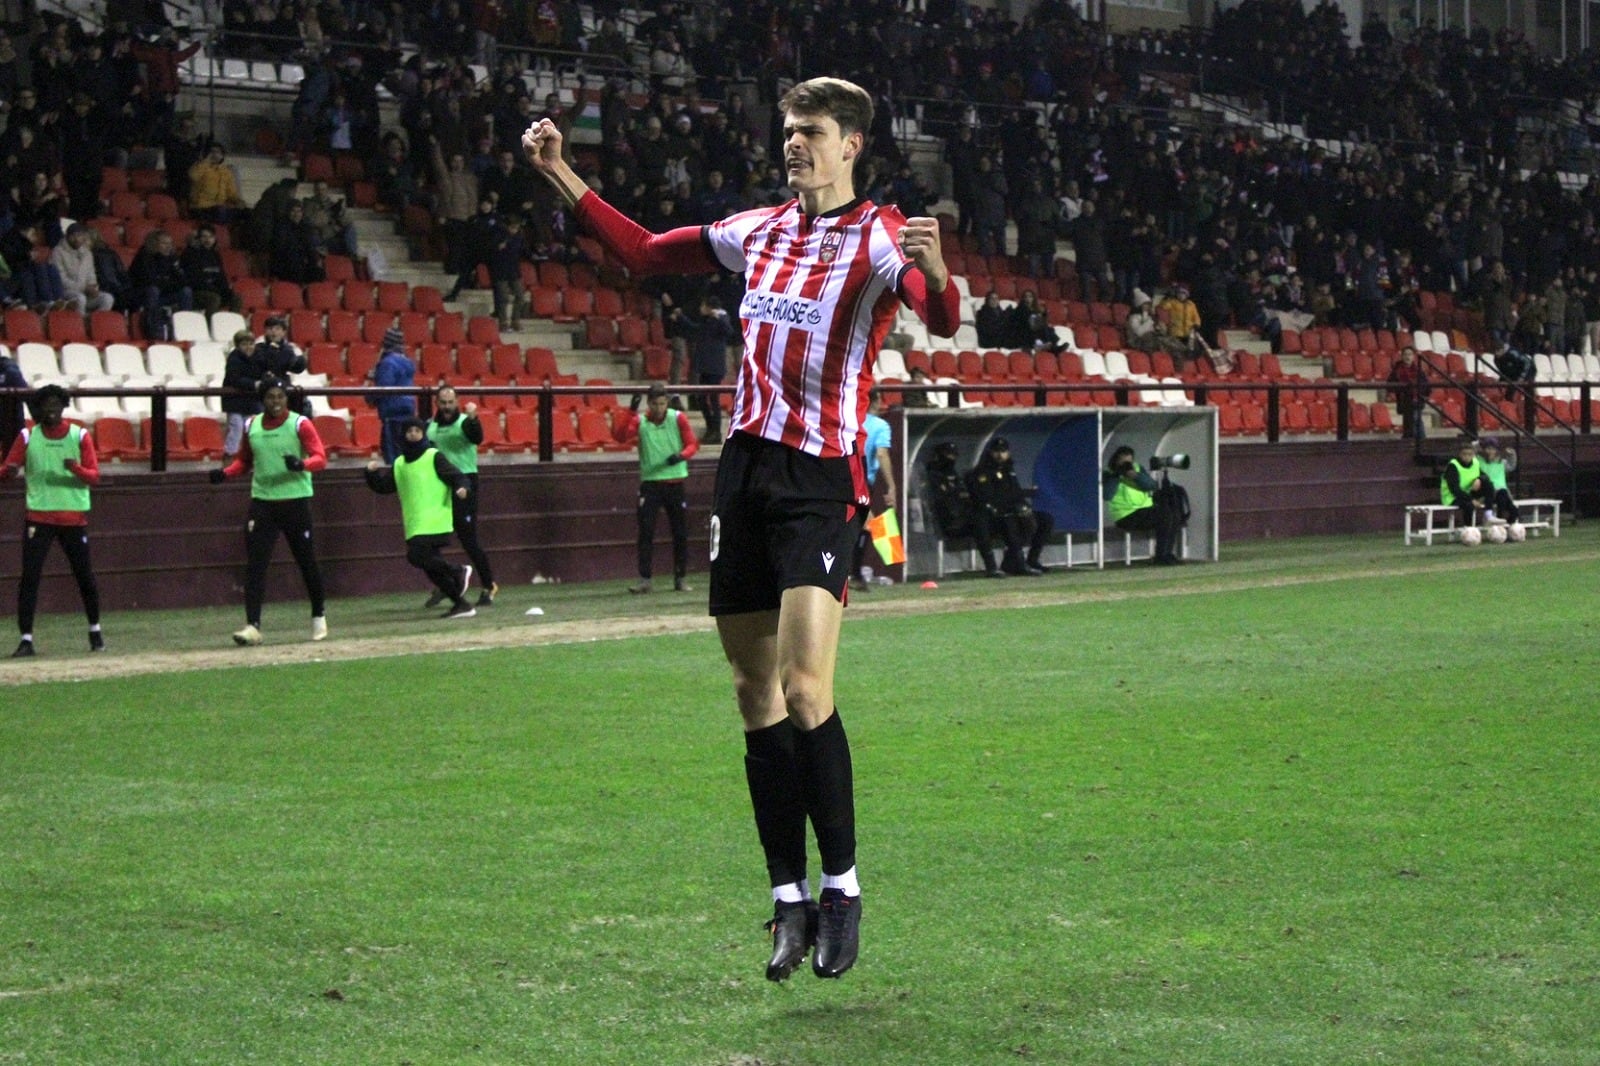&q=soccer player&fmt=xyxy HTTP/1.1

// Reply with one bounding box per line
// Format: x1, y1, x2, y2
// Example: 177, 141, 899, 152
208, 376, 329, 645
426, 385, 499, 606
364, 417, 478, 620
523, 76, 959, 981
0, 384, 105, 656
613, 382, 700, 595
